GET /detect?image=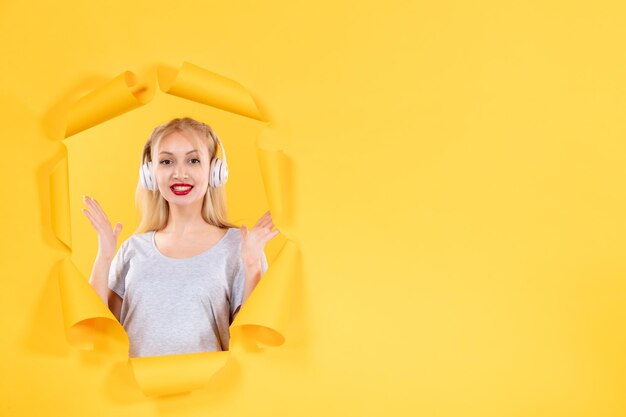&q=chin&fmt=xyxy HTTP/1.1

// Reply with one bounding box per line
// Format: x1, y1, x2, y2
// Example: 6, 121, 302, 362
165, 193, 203, 206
